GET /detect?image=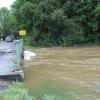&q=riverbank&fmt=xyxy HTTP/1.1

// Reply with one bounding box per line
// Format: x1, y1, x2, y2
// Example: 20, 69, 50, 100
25, 44, 100, 50
0, 83, 33, 100
0, 82, 87, 100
